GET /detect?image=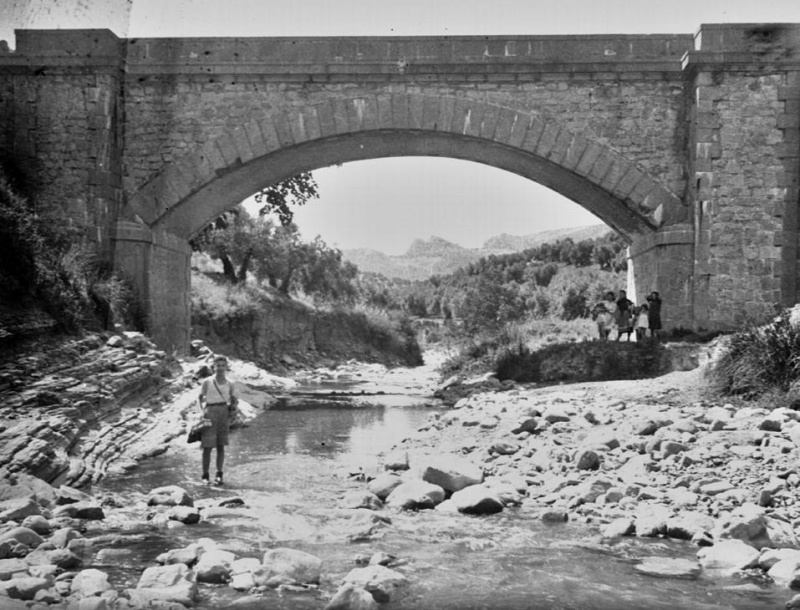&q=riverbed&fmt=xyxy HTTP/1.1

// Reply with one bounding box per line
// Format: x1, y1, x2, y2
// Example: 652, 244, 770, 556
85, 356, 791, 610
